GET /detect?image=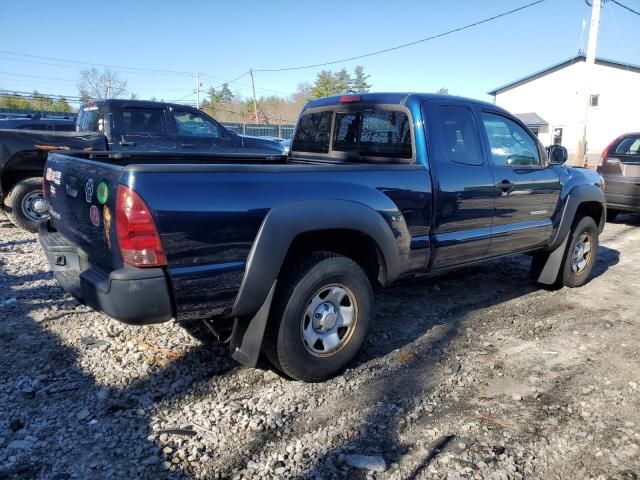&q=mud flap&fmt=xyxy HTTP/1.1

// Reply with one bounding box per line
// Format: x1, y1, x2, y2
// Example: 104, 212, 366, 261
530, 235, 569, 285
230, 281, 276, 368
